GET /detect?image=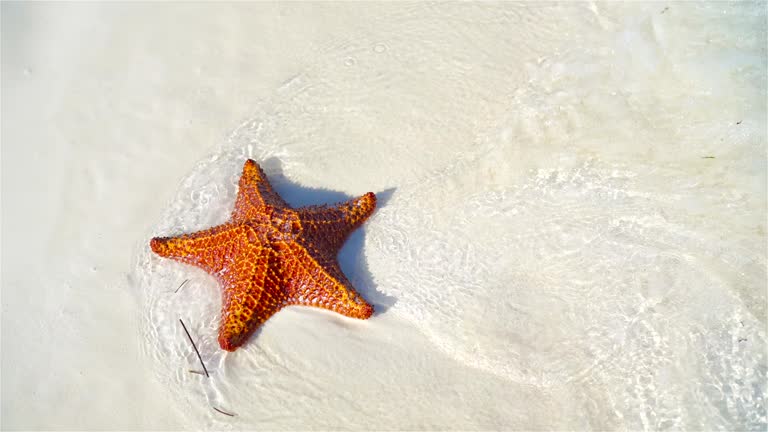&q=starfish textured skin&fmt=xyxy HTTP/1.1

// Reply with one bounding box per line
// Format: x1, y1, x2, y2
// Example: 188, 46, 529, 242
150, 159, 376, 351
